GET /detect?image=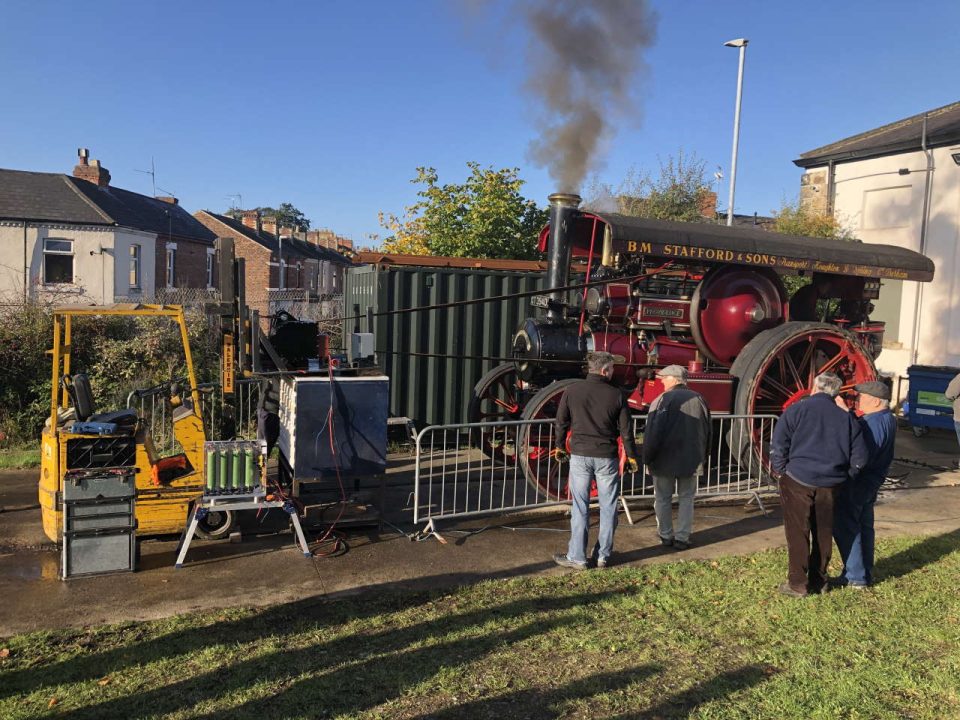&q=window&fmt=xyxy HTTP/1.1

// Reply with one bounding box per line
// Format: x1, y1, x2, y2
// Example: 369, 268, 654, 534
129, 244, 141, 289
43, 238, 74, 284
166, 243, 177, 288
206, 248, 216, 289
